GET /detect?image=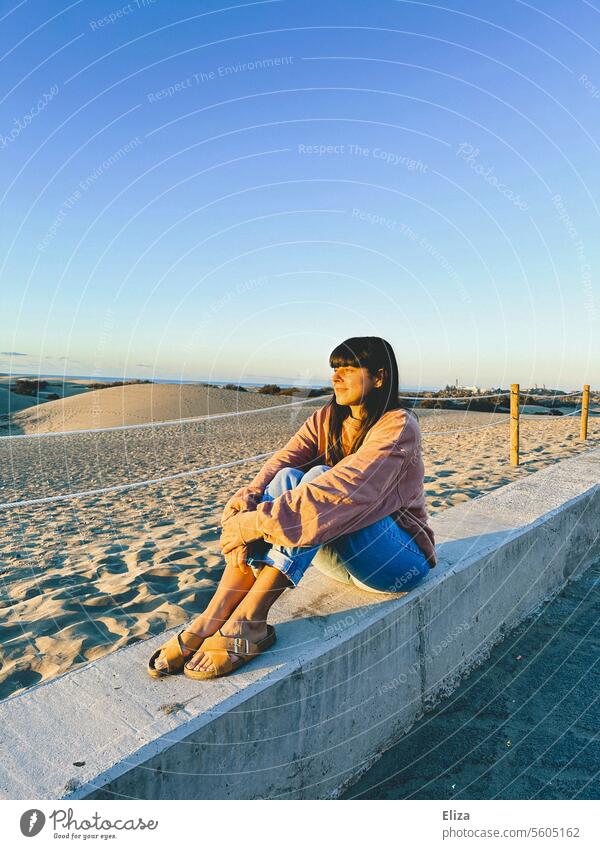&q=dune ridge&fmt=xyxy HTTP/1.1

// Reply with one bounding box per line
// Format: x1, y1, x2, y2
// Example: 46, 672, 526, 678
7, 382, 316, 436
